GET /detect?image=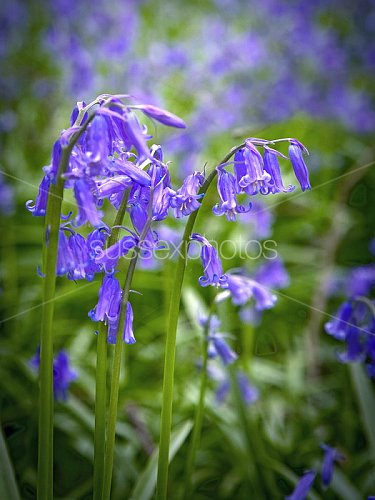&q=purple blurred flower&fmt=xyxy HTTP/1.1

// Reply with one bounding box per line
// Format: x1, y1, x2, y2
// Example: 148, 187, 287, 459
30, 348, 77, 401
95, 235, 138, 273
74, 178, 102, 227
285, 470, 316, 500
225, 272, 277, 310
209, 335, 238, 365
191, 233, 228, 288
254, 258, 290, 289
320, 444, 344, 487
